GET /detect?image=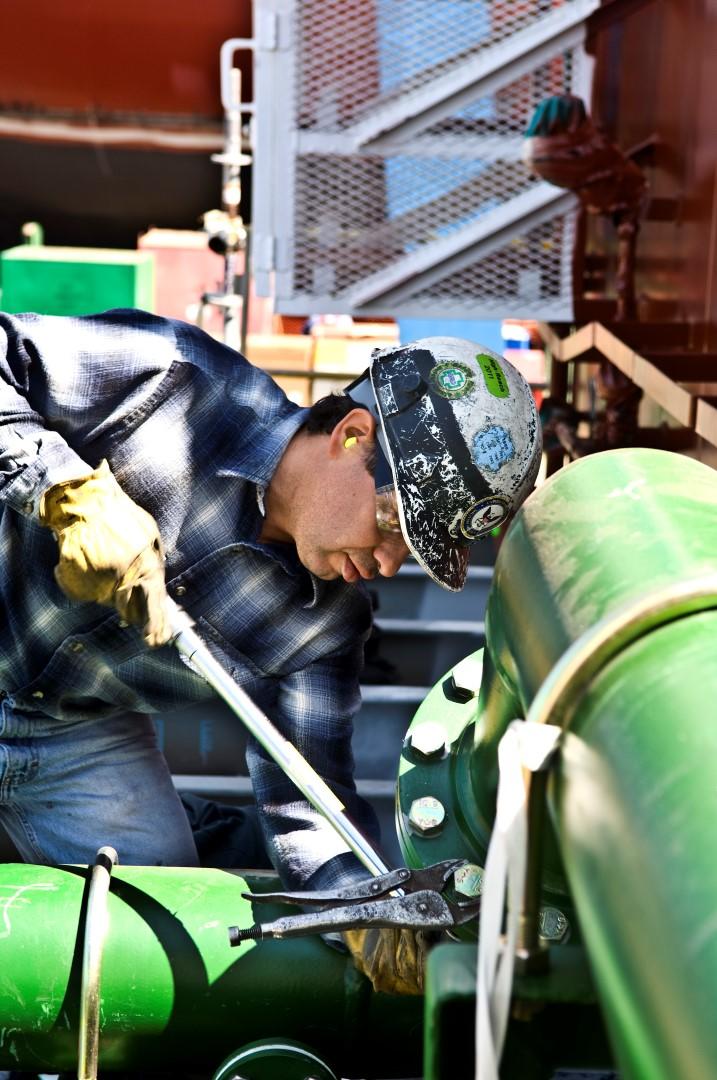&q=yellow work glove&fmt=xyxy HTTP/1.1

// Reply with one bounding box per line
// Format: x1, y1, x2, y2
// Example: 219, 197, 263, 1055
343, 927, 427, 995
39, 459, 171, 648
